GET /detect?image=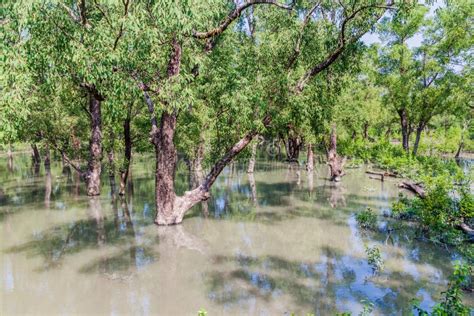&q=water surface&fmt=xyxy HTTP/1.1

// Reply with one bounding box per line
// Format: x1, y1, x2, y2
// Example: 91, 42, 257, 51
1, 154, 472, 315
